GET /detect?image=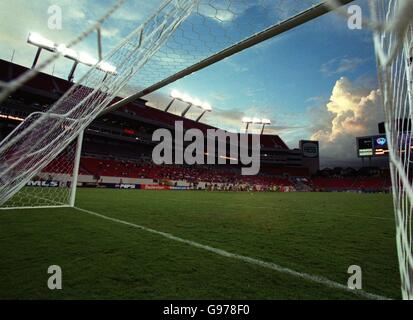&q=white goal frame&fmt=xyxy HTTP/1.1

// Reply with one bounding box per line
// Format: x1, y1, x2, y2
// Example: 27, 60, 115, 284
0, 130, 84, 210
